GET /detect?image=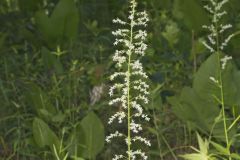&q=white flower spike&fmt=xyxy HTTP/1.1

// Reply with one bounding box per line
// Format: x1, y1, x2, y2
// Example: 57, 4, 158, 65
202, 0, 234, 52
107, 0, 150, 159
